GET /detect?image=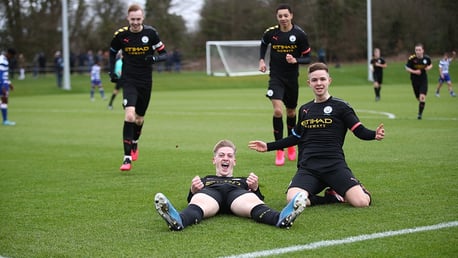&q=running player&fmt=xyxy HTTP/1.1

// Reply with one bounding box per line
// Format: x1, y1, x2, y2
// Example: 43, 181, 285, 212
435, 51, 456, 97
249, 62, 385, 208
258, 3, 311, 166
154, 140, 307, 231
108, 51, 123, 110
405, 43, 433, 120
109, 4, 168, 171
370, 48, 387, 101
